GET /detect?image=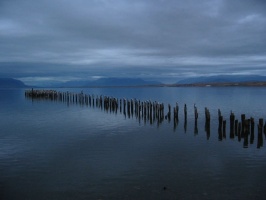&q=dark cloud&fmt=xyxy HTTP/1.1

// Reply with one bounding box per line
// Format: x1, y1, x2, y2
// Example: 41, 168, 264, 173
0, 0, 265, 84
